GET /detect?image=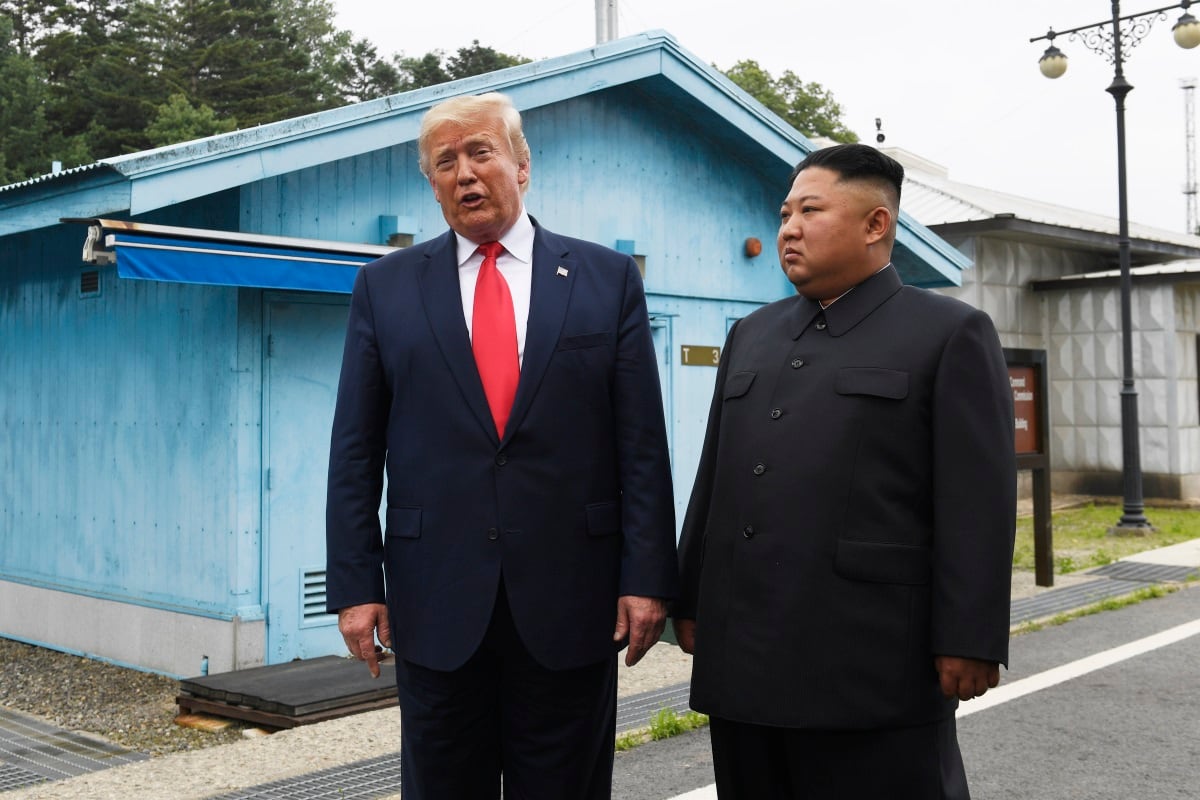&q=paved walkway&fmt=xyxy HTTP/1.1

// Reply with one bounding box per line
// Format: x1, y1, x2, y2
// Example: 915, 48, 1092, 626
3, 539, 1197, 800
